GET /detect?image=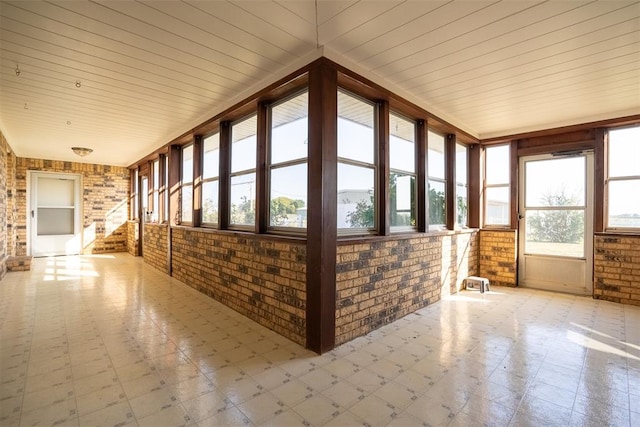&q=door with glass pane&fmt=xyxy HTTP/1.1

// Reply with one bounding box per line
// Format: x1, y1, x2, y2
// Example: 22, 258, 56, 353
518, 153, 593, 295
29, 172, 82, 257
